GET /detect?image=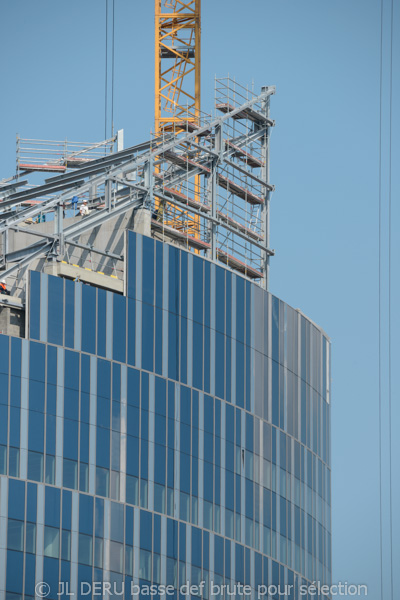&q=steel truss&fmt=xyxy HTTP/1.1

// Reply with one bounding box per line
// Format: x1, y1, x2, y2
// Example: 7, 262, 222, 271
0, 80, 275, 292
155, 0, 201, 134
